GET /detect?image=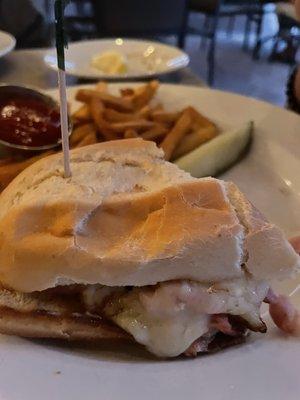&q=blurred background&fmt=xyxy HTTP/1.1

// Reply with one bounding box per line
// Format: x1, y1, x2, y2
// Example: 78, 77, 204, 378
0, 0, 299, 105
